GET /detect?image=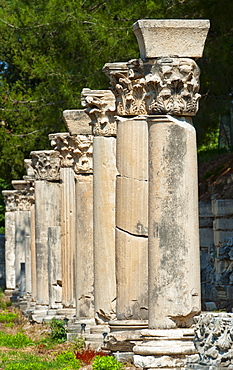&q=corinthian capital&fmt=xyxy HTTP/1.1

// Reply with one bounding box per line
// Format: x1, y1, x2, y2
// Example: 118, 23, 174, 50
30, 150, 61, 181
144, 57, 201, 116
103, 60, 147, 116
81, 88, 116, 136
104, 58, 201, 116
3, 189, 34, 212
23, 159, 35, 181
49, 133, 74, 168
49, 133, 93, 174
